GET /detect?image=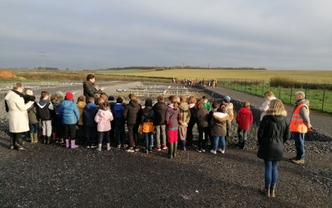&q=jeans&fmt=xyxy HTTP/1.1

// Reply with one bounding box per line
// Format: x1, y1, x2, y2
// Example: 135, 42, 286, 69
237, 129, 248, 142
264, 160, 279, 187
213, 136, 225, 151
114, 118, 126, 146
155, 124, 166, 146
293, 132, 305, 159
29, 123, 39, 134
98, 131, 110, 144
145, 132, 154, 150
85, 126, 97, 146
